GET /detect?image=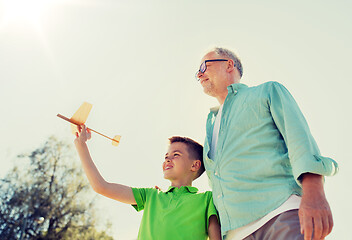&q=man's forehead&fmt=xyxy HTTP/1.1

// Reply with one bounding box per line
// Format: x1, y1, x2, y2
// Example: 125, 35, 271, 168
201, 51, 219, 61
